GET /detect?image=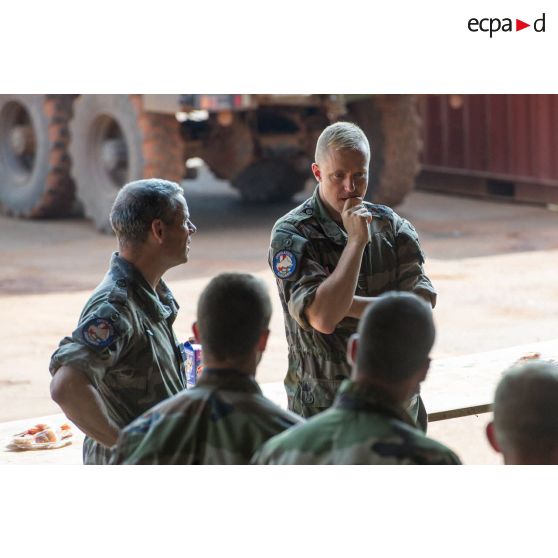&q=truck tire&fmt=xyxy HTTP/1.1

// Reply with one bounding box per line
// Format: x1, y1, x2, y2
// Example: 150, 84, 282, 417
0, 95, 75, 217
69, 95, 184, 232
232, 159, 306, 203
347, 95, 420, 207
